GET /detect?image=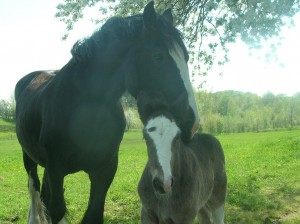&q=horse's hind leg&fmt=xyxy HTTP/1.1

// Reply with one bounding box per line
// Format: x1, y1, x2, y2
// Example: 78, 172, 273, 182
23, 152, 47, 224
82, 155, 119, 224
41, 169, 50, 217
